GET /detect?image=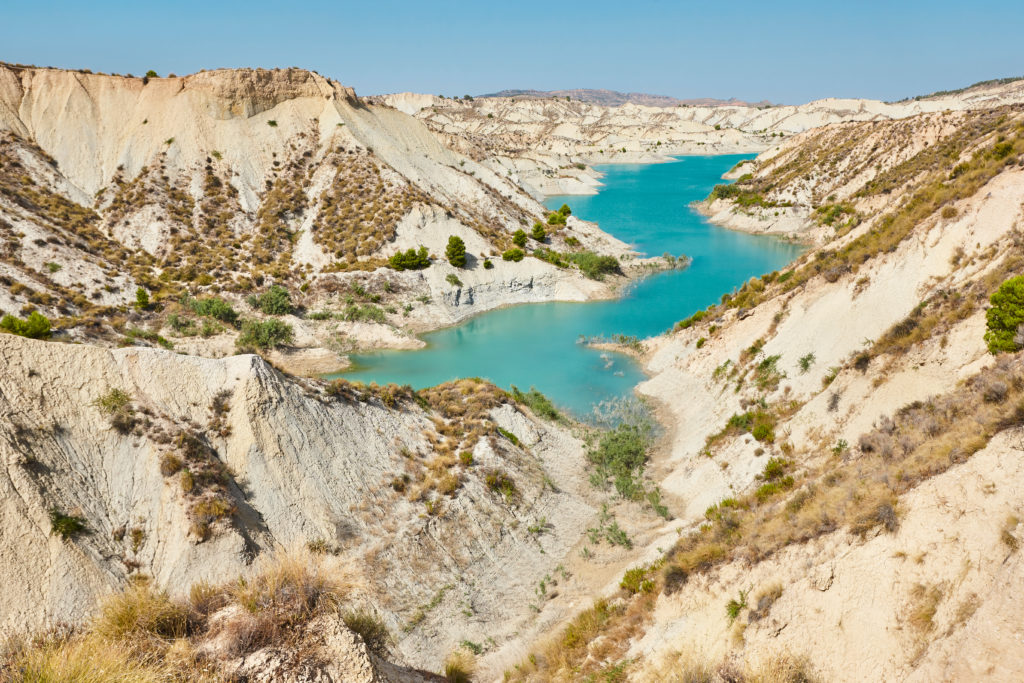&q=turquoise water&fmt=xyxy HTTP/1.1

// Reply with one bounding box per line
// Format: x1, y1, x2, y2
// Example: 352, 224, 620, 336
338, 155, 802, 417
